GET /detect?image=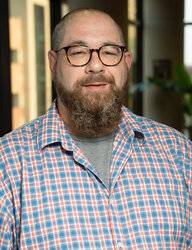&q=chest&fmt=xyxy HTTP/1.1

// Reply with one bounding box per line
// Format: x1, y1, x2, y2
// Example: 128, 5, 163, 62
17, 144, 190, 249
